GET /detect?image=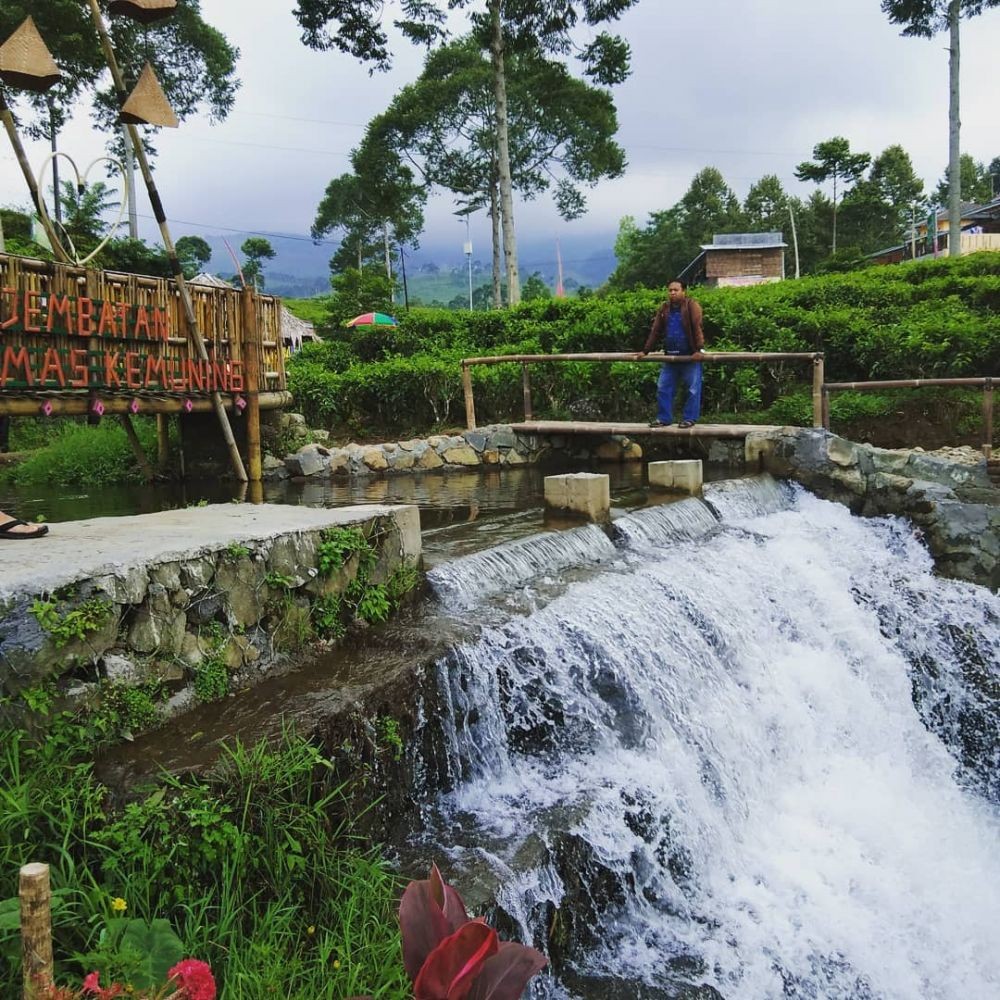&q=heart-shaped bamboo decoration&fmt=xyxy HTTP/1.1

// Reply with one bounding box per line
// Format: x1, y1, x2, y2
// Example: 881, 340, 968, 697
0, 16, 61, 92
